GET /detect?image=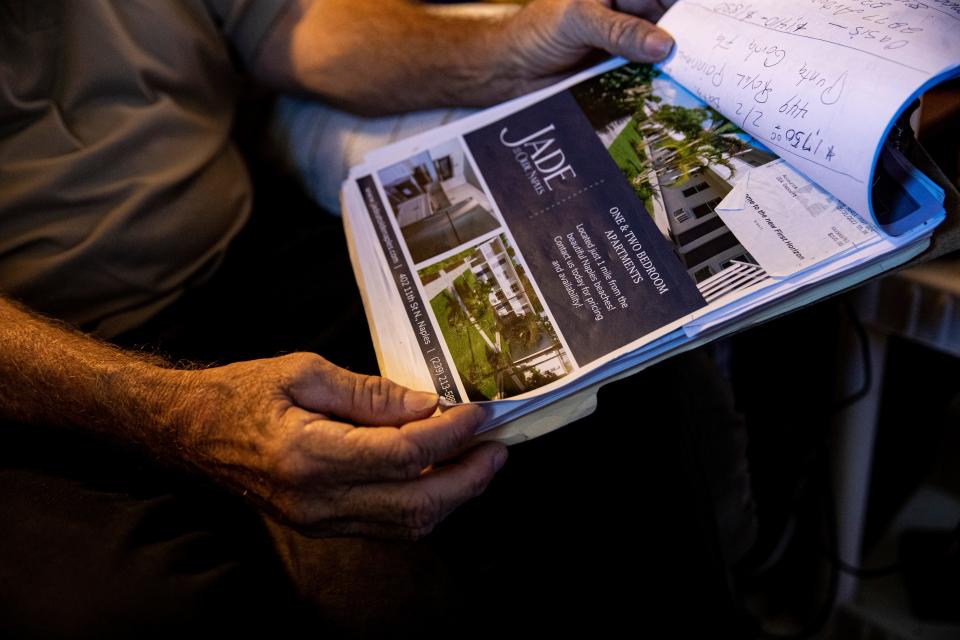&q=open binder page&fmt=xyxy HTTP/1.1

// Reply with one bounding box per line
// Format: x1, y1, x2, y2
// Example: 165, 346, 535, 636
337, 2, 958, 431
658, 0, 960, 232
